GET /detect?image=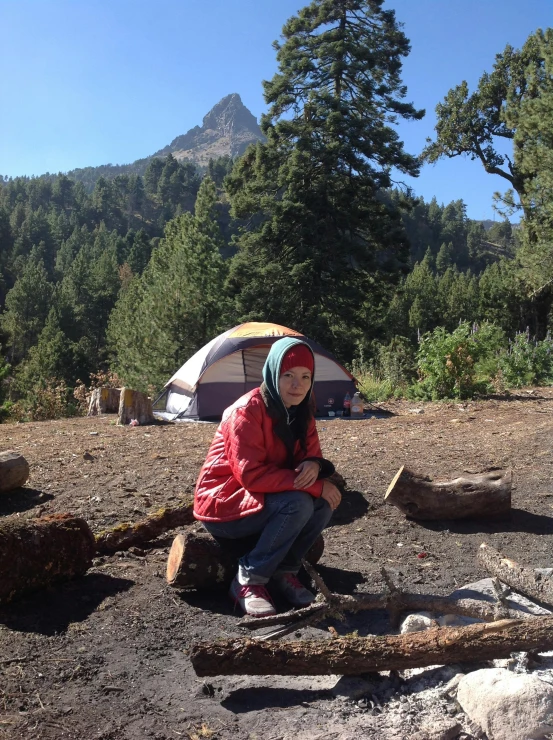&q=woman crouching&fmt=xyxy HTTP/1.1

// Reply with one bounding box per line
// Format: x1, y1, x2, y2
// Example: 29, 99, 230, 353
193, 337, 342, 617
